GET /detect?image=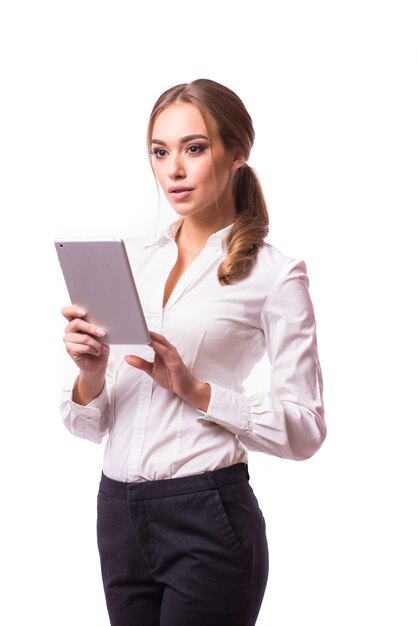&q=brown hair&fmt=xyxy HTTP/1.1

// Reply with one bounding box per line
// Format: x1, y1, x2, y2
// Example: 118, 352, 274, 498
147, 78, 269, 285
